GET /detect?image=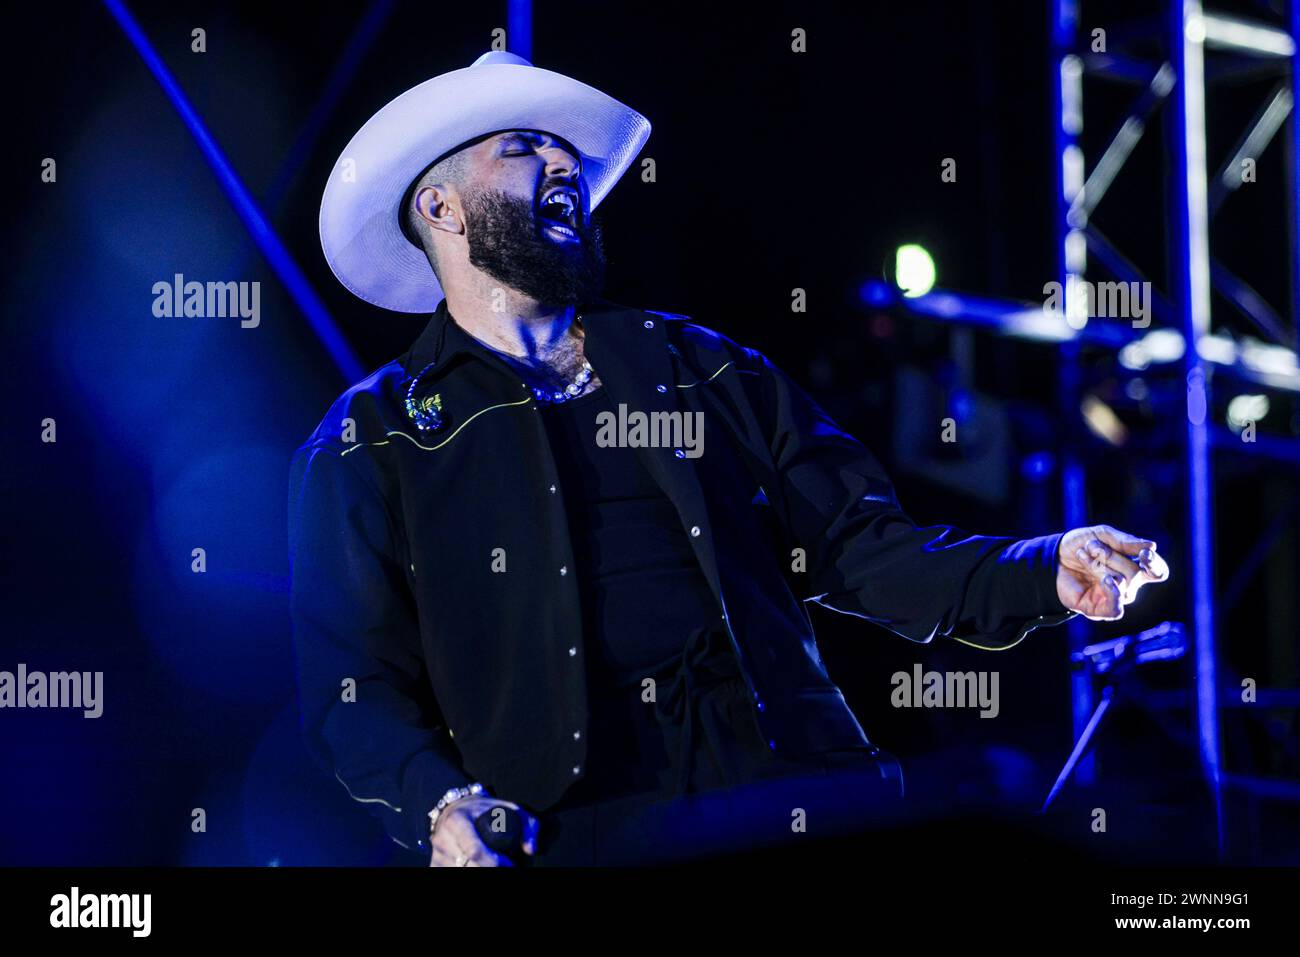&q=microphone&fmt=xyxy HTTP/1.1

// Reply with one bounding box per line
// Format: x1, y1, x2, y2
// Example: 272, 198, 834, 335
1072, 620, 1185, 675
473, 805, 525, 857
